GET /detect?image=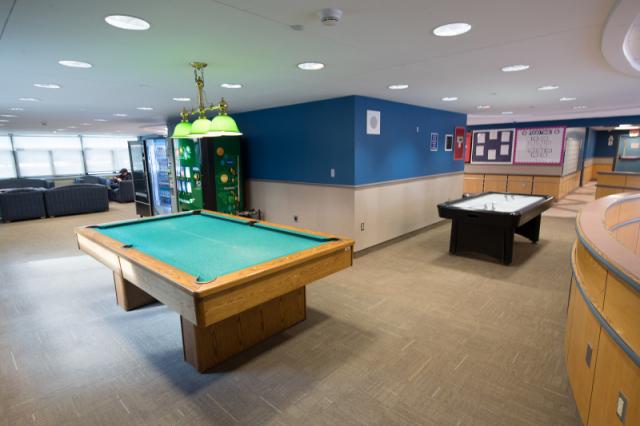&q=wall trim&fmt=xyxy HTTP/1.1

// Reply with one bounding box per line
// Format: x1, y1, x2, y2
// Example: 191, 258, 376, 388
249, 171, 464, 190
354, 220, 448, 257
